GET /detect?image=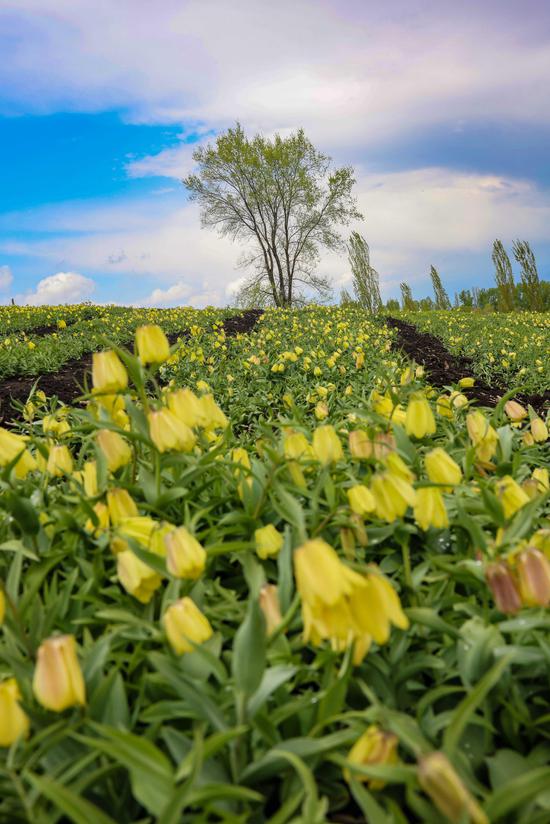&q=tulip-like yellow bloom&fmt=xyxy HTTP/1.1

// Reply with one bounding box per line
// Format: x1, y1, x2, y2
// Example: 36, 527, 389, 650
504, 400, 528, 423
370, 390, 394, 419
135, 324, 170, 365
531, 417, 548, 443
85, 501, 110, 536
516, 547, 550, 607
436, 394, 453, 419
165, 526, 207, 578
167, 387, 205, 428
33, 635, 86, 712
349, 430, 395, 460
418, 752, 489, 824
495, 475, 530, 519
466, 411, 498, 462
106, 488, 138, 525
46, 444, 74, 477
148, 409, 196, 453
92, 350, 128, 393
349, 570, 409, 645
0, 678, 30, 746
163, 597, 213, 654
255, 524, 284, 559
458, 377, 475, 388
450, 392, 469, 410
42, 415, 70, 437
385, 452, 415, 483
345, 725, 399, 789
73, 460, 98, 497
414, 488, 449, 531
0, 427, 37, 478
294, 539, 364, 610
259, 584, 283, 635
405, 394, 436, 439
424, 448, 462, 490
347, 485, 375, 516
97, 429, 132, 472
485, 562, 521, 614
370, 473, 416, 522
283, 432, 313, 461
198, 394, 229, 430
312, 425, 344, 464
116, 549, 162, 603
532, 467, 549, 492
110, 515, 157, 554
